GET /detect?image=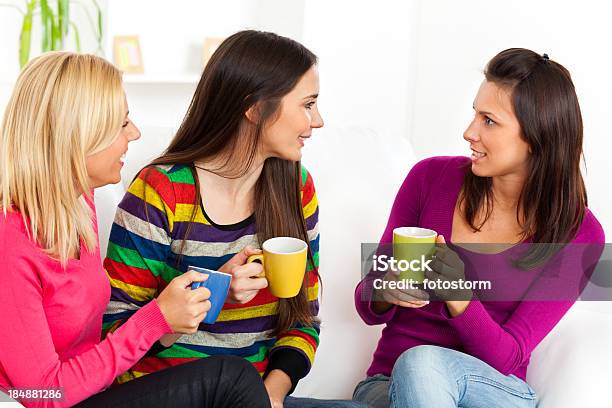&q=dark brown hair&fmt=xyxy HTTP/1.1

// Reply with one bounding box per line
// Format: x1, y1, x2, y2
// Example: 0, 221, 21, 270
459, 48, 587, 268
145, 30, 319, 334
